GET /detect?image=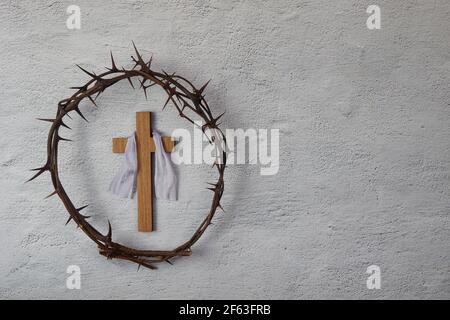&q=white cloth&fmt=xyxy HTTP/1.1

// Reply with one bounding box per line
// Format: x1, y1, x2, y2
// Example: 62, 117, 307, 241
109, 132, 137, 198
153, 131, 177, 200
109, 131, 177, 201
